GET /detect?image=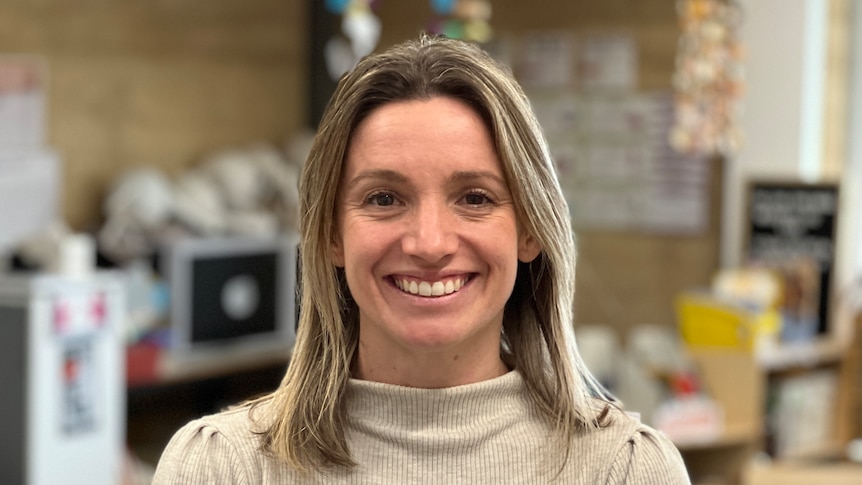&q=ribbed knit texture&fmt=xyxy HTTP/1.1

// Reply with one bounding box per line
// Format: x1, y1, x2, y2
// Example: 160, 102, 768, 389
153, 371, 690, 484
